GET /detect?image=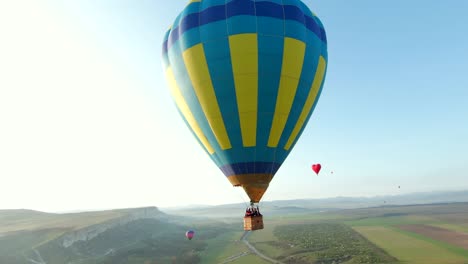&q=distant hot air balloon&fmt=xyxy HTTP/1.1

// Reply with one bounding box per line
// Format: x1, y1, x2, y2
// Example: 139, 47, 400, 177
311, 164, 322, 175
163, 0, 328, 230
186, 230, 195, 240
